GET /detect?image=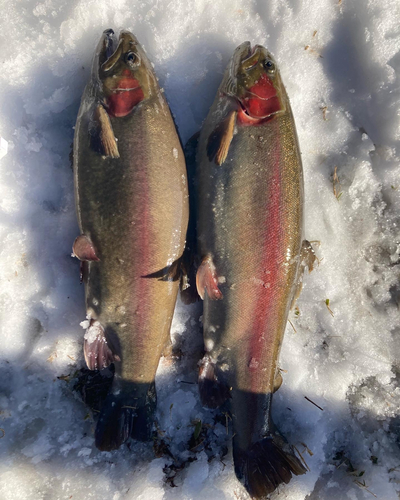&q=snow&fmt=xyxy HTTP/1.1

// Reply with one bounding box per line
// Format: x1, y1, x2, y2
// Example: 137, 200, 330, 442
0, 0, 400, 499
0, 138, 8, 160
